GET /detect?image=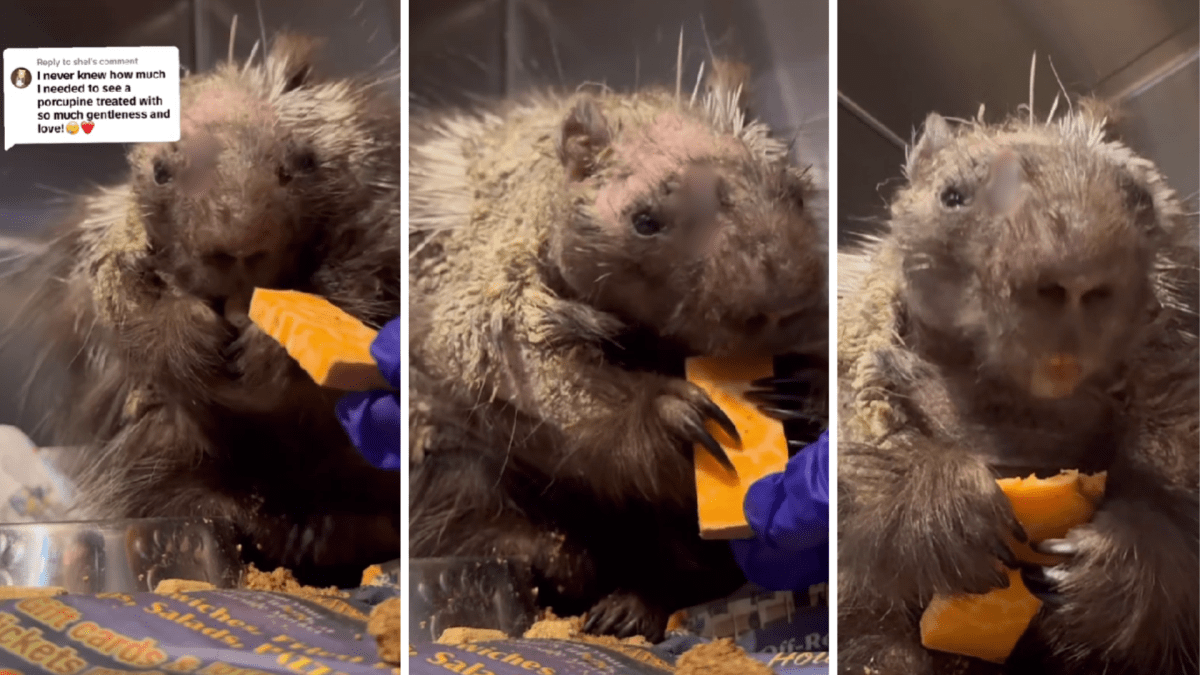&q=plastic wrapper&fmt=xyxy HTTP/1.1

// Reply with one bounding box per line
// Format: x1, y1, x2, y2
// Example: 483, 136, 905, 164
410, 638, 828, 674
670, 583, 828, 654
0, 427, 78, 523
410, 581, 828, 674
0, 570, 402, 674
